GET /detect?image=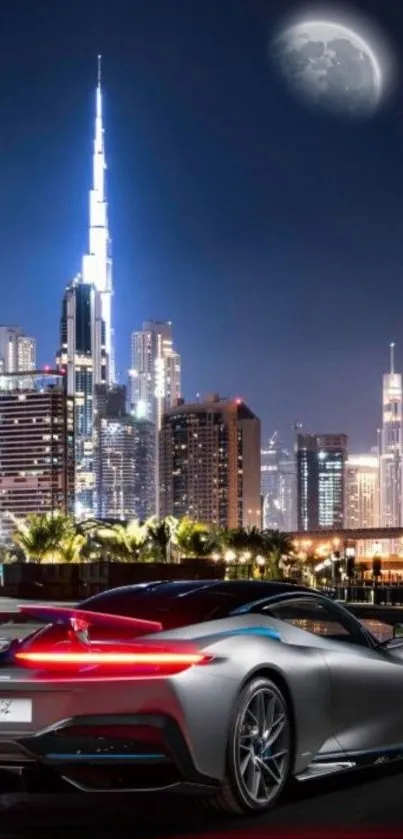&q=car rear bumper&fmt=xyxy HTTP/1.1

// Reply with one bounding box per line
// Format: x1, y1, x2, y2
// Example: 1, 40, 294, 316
0, 713, 220, 795
0, 664, 237, 785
